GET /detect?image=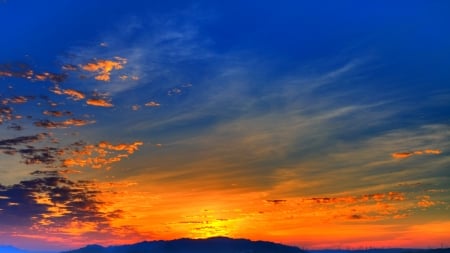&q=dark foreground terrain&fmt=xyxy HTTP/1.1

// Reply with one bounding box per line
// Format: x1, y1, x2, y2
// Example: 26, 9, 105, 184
63, 237, 304, 253
2, 238, 449, 253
